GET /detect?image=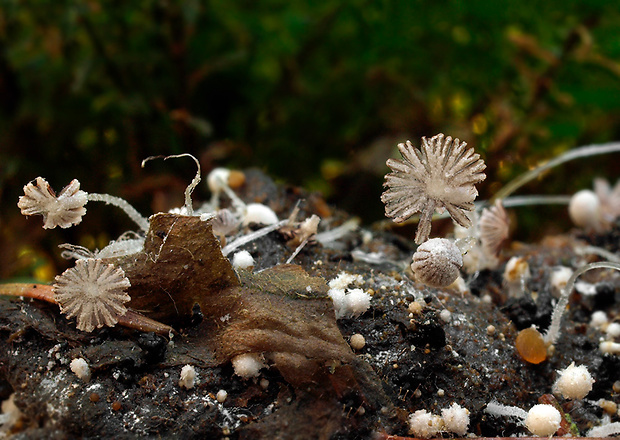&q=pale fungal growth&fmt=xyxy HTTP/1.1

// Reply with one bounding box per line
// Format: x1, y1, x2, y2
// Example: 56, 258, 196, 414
232, 250, 254, 269
503, 256, 531, 298
544, 261, 620, 345
327, 272, 371, 319
552, 362, 594, 400
408, 409, 443, 438
485, 401, 561, 437
59, 232, 145, 260
211, 208, 240, 240
569, 189, 603, 231
595, 177, 620, 226
242, 203, 279, 226
410, 238, 463, 287
441, 403, 470, 436
599, 341, 620, 354
590, 310, 609, 329
606, 322, 620, 339
70, 357, 91, 382
328, 272, 363, 290
178, 364, 197, 389
588, 421, 620, 437
550, 266, 573, 297
479, 200, 510, 256
328, 287, 371, 319
18, 177, 87, 229
344, 289, 371, 317
349, 334, 366, 350
525, 404, 562, 437
381, 133, 486, 244
216, 390, 228, 403
53, 258, 131, 332
285, 214, 321, 264
232, 353, 266, 379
